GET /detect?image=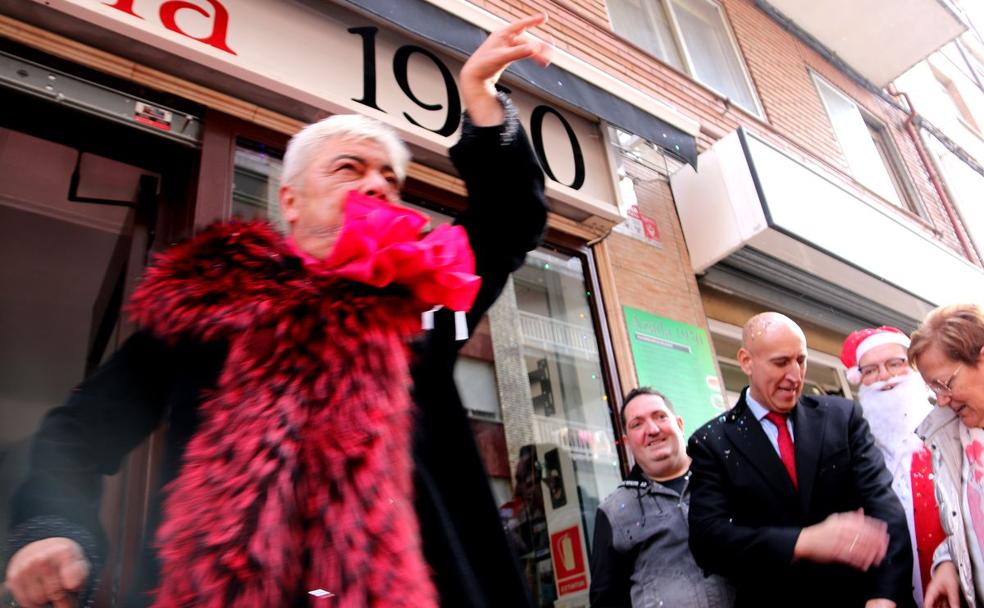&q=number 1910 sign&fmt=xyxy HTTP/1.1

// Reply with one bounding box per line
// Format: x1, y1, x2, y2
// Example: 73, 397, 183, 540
348, 26, 586, 190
